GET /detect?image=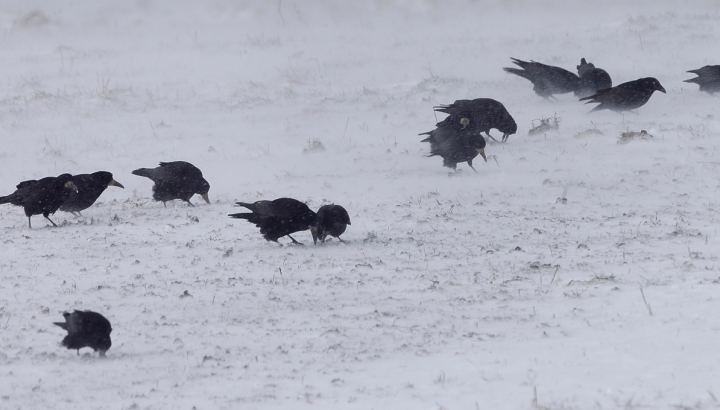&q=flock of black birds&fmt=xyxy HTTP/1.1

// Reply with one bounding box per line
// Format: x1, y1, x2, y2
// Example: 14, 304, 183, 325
0, 160, 351, 246
2, 58, 718, 357
420, 59, 717, 172
0, 160, 351, 355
